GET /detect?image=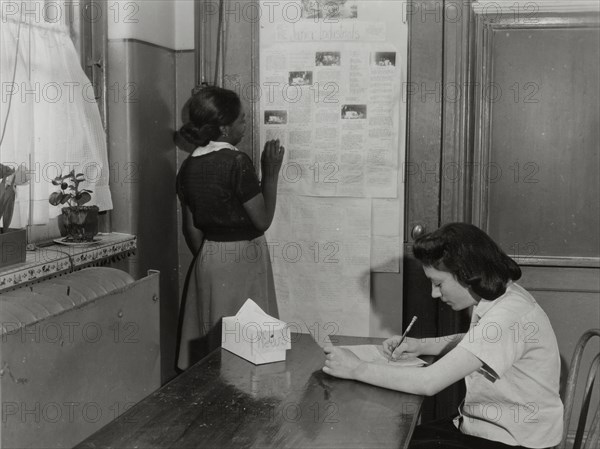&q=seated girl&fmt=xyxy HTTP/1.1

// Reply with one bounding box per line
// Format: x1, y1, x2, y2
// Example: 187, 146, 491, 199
323, 223, 563, 449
